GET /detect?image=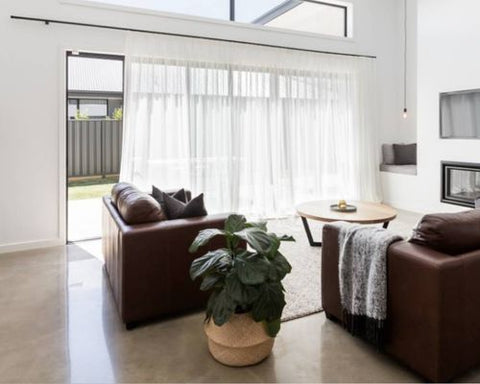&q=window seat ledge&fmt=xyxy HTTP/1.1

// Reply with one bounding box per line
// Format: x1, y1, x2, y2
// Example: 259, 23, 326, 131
380, 164, 417, 175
